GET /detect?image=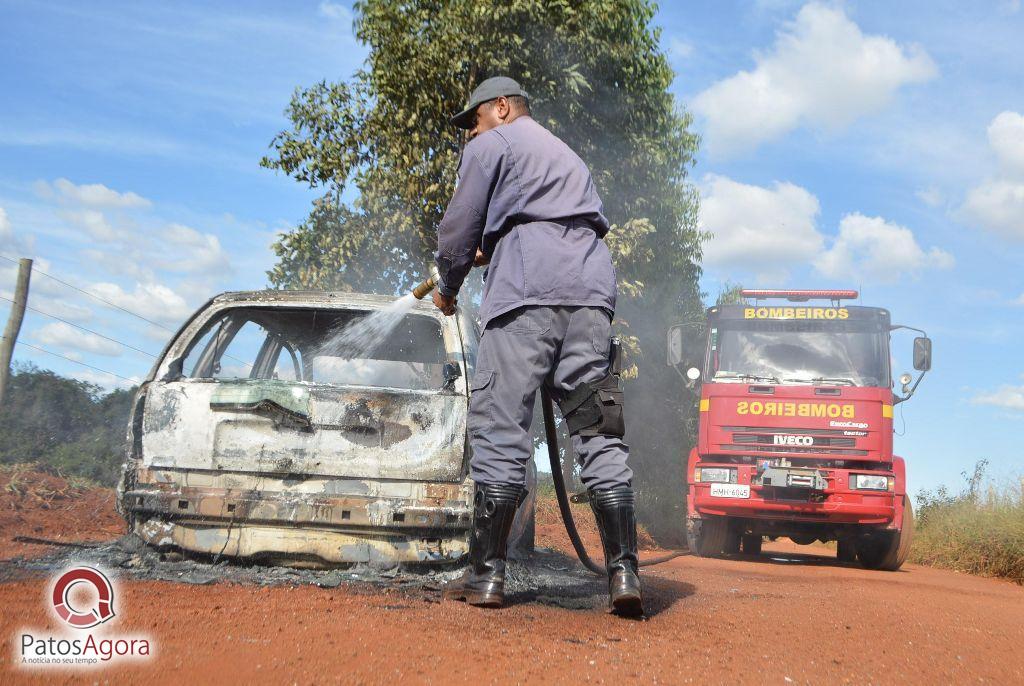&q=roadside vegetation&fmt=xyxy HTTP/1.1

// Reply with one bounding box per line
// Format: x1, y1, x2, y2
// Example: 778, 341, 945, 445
0, 364, 133, 485
911, 460, 1024, 585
